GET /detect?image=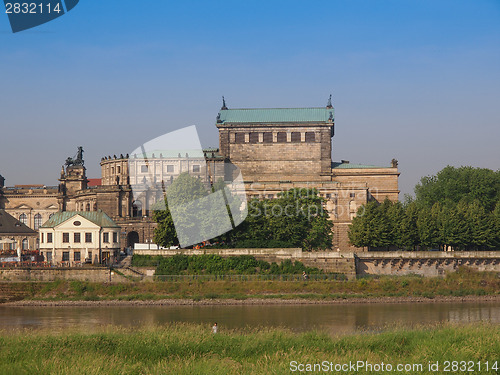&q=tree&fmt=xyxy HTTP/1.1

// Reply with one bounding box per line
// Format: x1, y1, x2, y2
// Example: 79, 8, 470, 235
441, 200, 470, 250
153, 173, 225, 248
417, 203, 441, 249
399, 202, 420, 250
348, 200, 394, 249
230, 188, 333, 250
415, 166, 500, 211
466, 200, 495, 250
